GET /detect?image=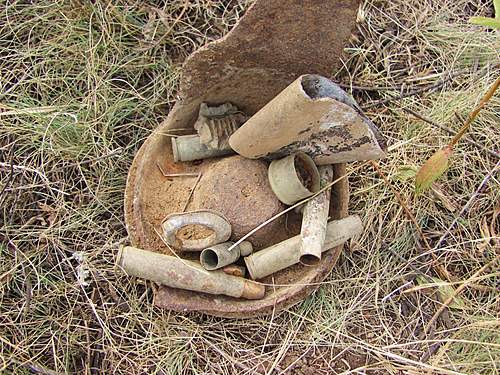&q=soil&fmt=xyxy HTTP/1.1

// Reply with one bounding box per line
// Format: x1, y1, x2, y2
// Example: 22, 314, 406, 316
279, 345, 381, 375
294, 156, 314, 190
125, 138, 222, 255
176, 224, 214, 241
